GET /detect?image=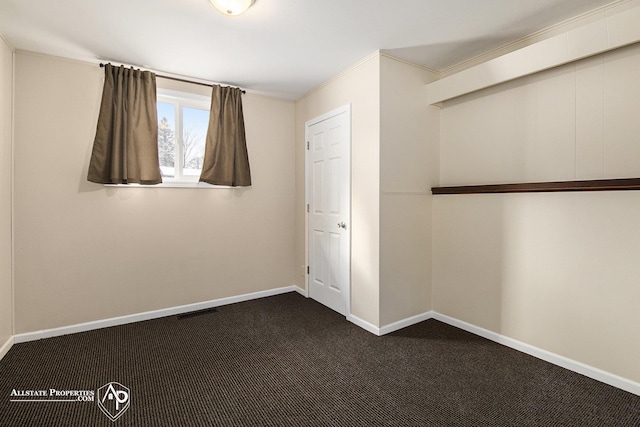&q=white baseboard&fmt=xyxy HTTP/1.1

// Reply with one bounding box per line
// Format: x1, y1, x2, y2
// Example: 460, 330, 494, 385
0, 335, 13, 361
347, 314, 382, 335
432, 312, 640, 396
379, 311, 434, 335
293, 285, 308, 298
348, 311, 434, 336
14, 285, 299, 344
7, 287, 638, 397
348, 309, 639, 396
